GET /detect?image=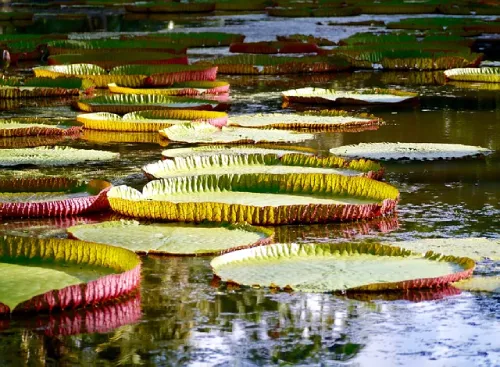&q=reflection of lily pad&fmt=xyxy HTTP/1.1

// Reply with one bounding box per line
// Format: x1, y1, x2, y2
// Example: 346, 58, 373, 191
107, 173, 399, 224
159, 122, 314, 144
329, 142, 492, 160
0, 236, 141, 313
210, 242, 475, 292
0, 146, 119, 167
387, 238, 499, 261
0, 177, 111, 218
77, 110, 228, 131
453, 276, 500, 293
282, 87, 418, 105
228, 110, 382, 131
143, 153, 384, 180
68, 220, 273, 256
